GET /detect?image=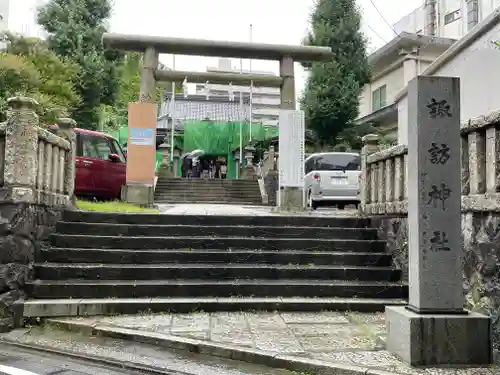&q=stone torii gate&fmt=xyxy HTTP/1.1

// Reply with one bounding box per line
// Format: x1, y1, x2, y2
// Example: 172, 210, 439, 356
102, 33, 333, 206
